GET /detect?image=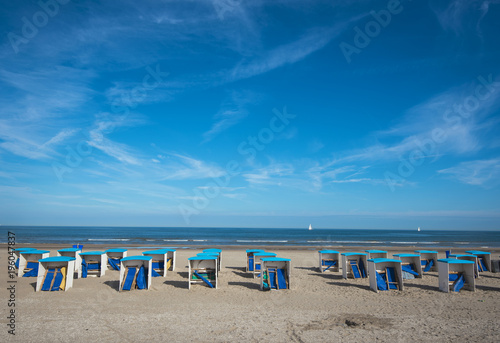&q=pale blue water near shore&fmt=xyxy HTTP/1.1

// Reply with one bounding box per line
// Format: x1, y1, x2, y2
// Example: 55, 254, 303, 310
1, 226, 500, 248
